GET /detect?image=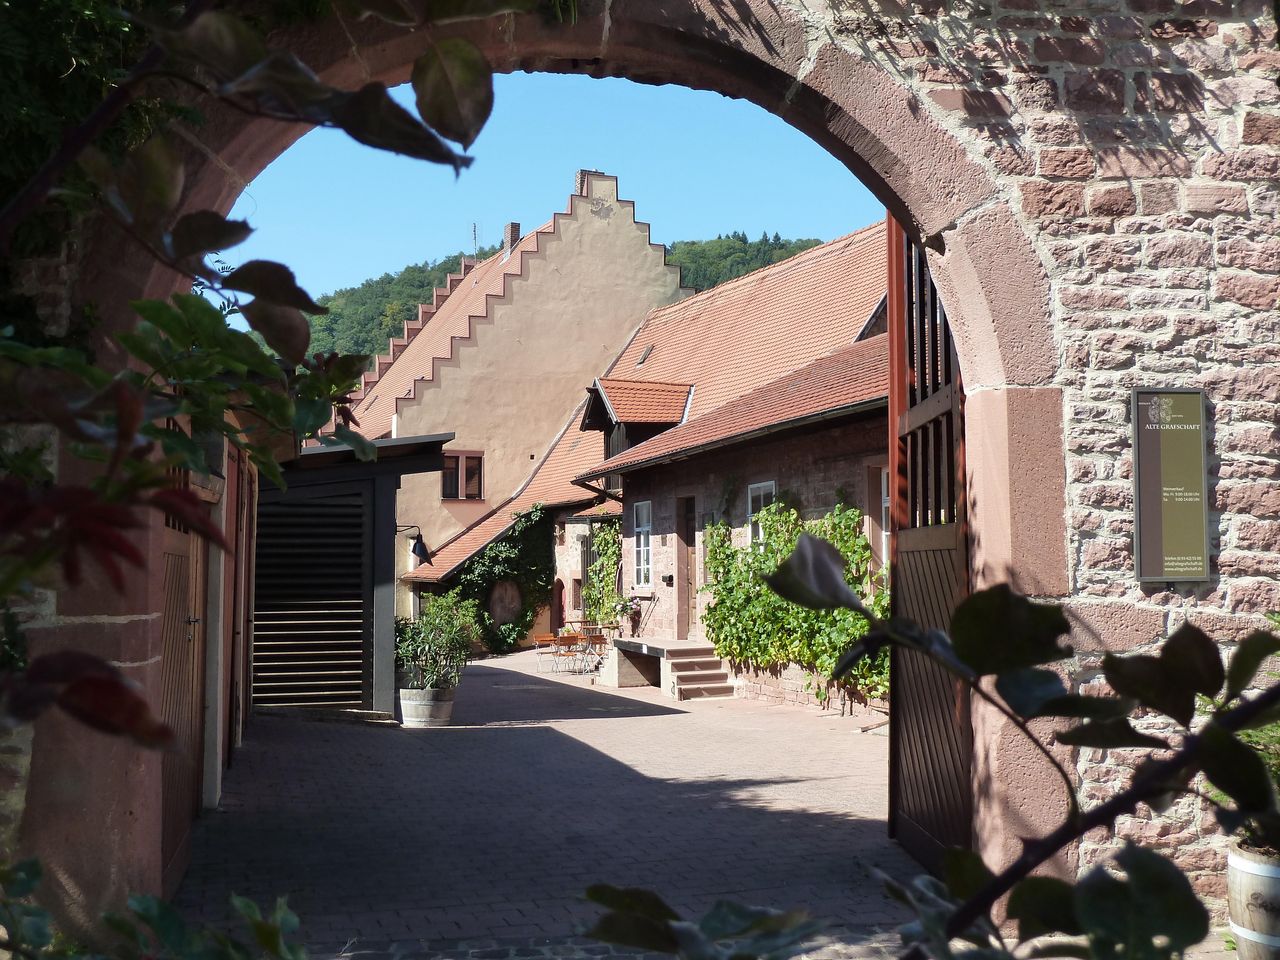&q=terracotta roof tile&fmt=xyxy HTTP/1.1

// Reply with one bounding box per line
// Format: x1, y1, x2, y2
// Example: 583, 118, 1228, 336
604, 219, 887, 420
595, 378, 692, 423
576, 334, 888, 480
404, 403, 603, 583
